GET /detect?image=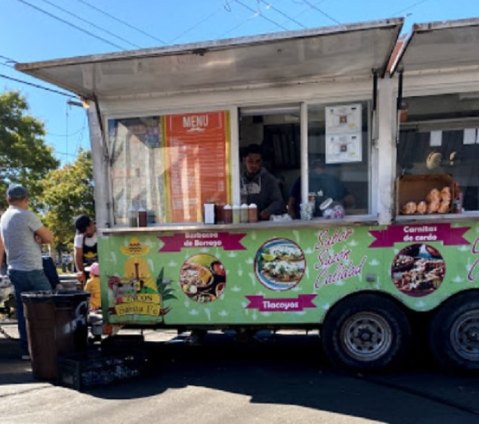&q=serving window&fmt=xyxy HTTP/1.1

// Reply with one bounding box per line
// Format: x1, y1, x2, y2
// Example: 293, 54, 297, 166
238, 106, 301, 212
307, 101, 371, 216
238, 101, 371, 218
397, 93, 479, 214
108, 101, 372, 226
108, 111, 231, 226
